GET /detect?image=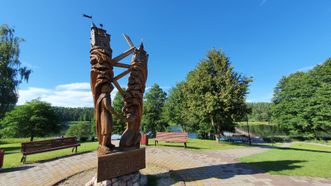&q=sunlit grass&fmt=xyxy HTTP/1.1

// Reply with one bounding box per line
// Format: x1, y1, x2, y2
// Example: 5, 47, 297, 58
148, 138, 249, 150
0, 140, 98, 168
240, 142, 331, 178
